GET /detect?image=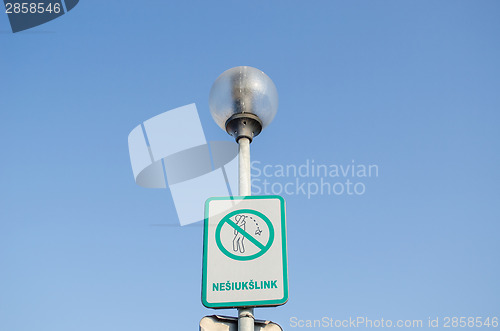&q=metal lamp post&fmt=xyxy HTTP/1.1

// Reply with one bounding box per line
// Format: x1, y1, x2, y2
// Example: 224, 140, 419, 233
209, 66, 279, 331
